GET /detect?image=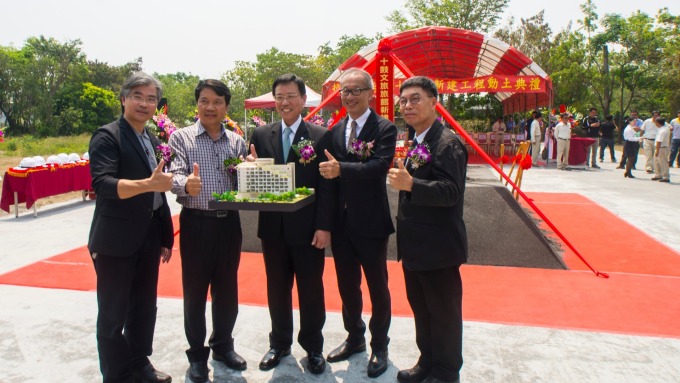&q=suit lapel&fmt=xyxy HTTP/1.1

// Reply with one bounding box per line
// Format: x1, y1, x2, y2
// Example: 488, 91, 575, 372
288, 122, 310, 162
357, 110, 378, 142
269, 122, 283, 164
336, 117, 349, 155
